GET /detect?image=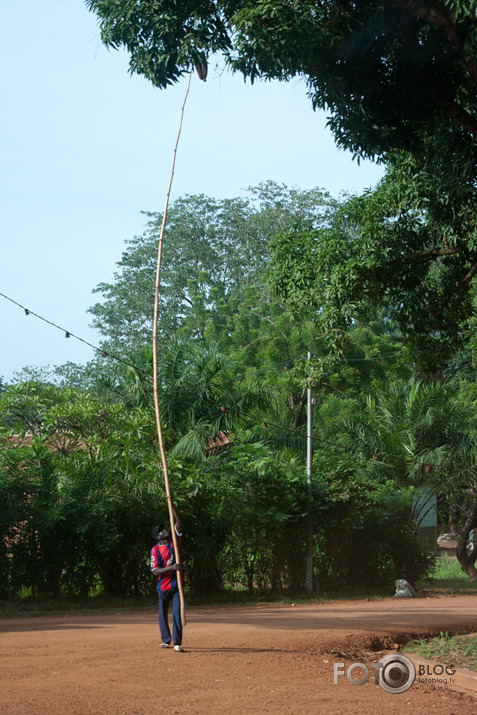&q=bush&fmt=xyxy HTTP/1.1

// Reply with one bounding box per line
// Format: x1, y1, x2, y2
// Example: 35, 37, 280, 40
314, 478, 435, 591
